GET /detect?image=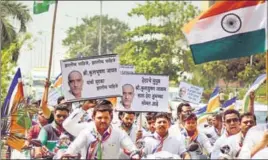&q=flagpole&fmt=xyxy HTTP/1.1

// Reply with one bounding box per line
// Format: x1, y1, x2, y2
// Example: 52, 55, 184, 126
41, 0, 58, 118
47, 0, 58, 81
